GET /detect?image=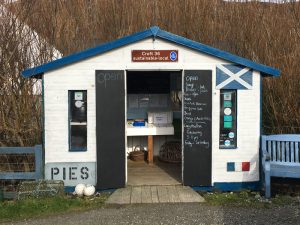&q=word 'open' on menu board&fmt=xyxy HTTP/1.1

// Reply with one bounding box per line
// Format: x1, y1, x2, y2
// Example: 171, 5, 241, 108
183, 71, 212, 150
